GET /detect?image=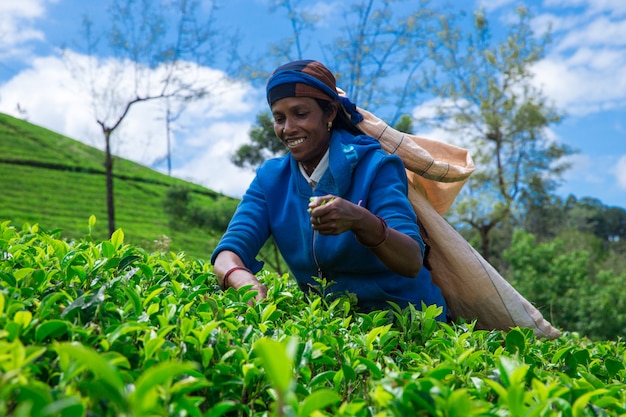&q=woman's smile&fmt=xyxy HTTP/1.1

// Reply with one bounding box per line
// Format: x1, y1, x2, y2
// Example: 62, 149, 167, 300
285, 137, 306, 148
